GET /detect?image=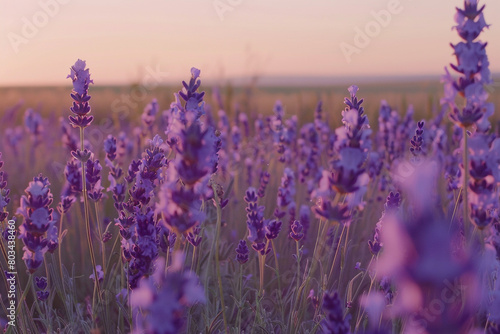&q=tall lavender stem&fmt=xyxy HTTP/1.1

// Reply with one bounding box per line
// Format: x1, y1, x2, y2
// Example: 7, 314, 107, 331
67, 60, 102, 314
